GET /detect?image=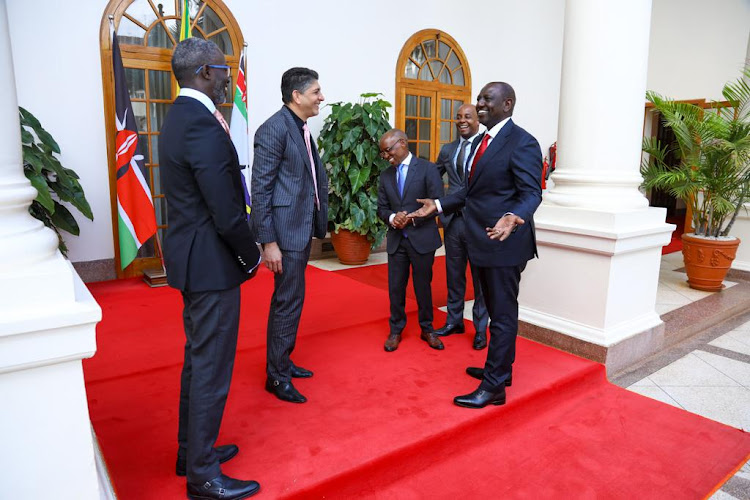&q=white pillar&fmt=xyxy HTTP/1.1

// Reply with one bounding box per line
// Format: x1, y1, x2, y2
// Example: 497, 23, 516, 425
519, 0, 674, 371
0, 0, 102, 498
